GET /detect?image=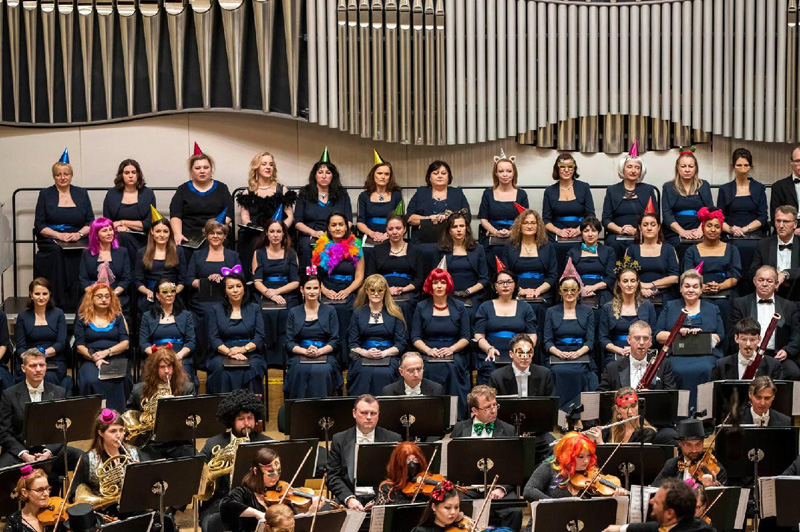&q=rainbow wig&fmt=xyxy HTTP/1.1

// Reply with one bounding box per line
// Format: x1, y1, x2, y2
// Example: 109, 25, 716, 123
311, 234, 362, 274
423, 268, 454, 295
551, 432, 596, 485
88, 217, 119, 255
